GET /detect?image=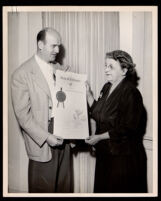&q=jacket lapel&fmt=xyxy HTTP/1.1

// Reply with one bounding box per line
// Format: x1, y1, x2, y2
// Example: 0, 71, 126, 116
30, 56, 52, 99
